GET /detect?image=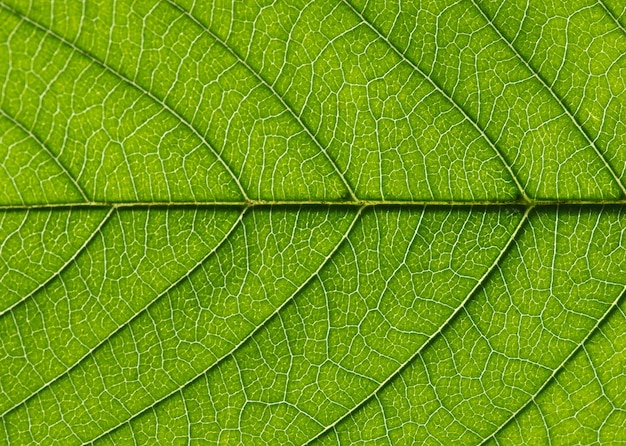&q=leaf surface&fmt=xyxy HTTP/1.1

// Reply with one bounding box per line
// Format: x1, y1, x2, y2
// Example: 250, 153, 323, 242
0, 0, 625, 444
